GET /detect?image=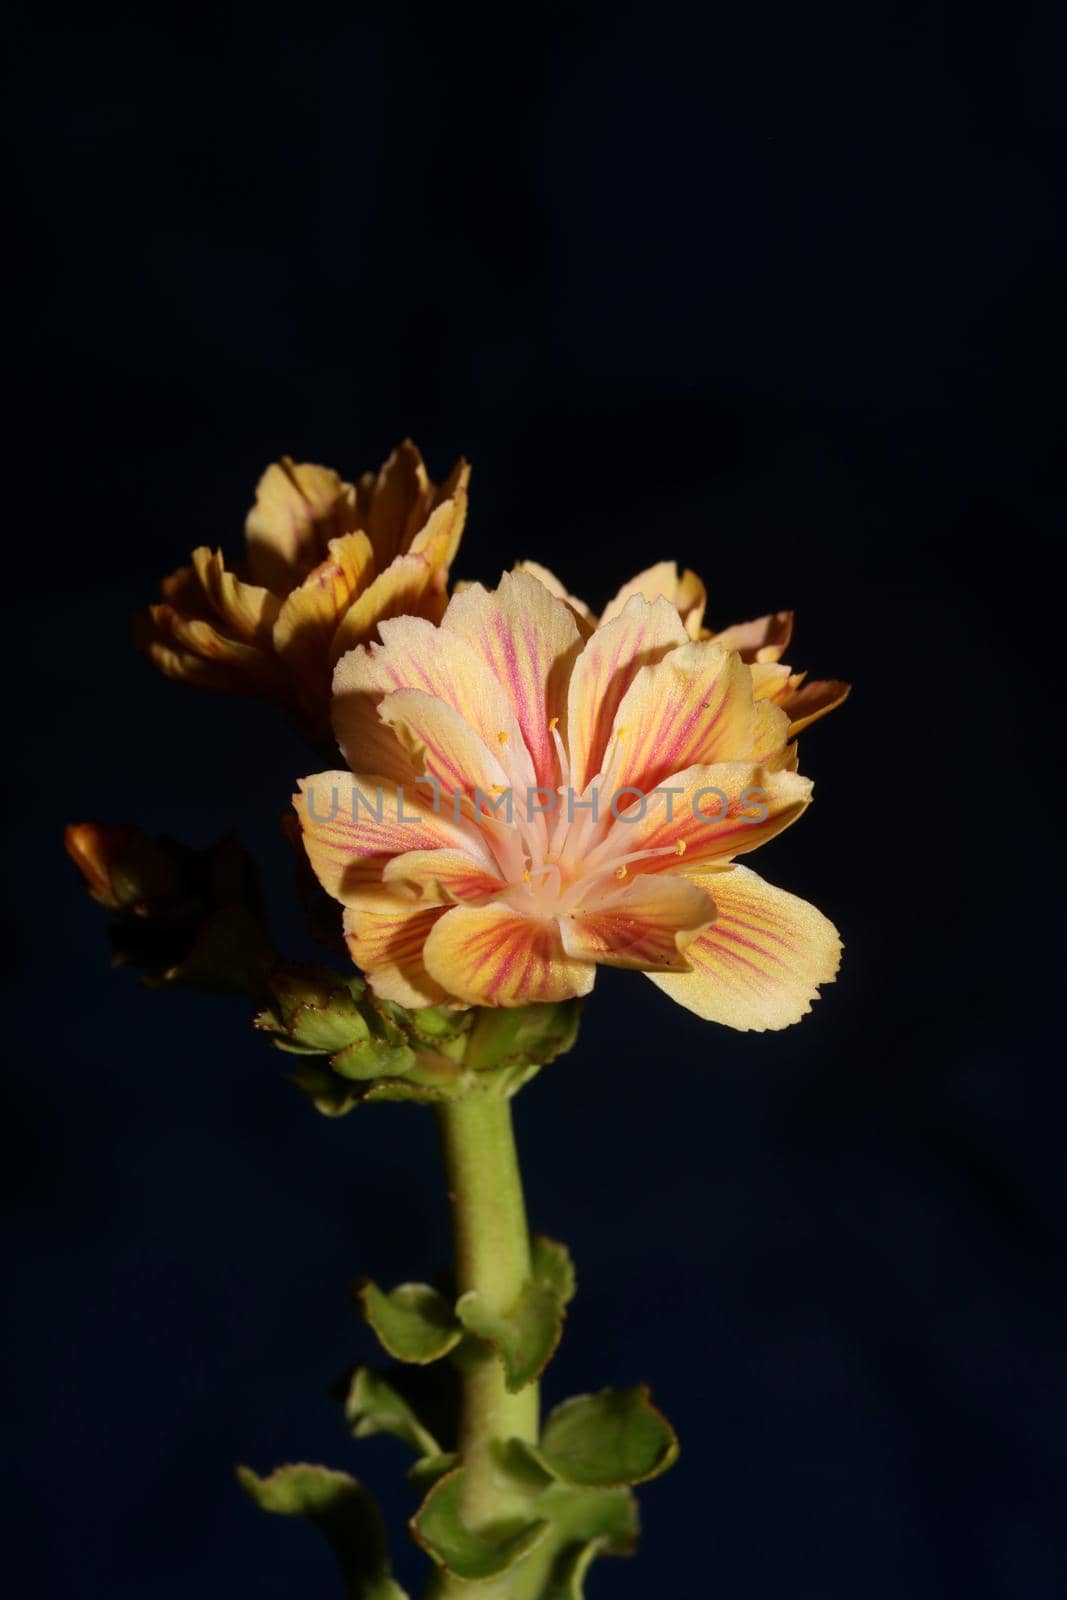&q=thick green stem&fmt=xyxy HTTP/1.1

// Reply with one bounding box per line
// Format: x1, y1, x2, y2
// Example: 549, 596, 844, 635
435, 1091, 539, 1564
